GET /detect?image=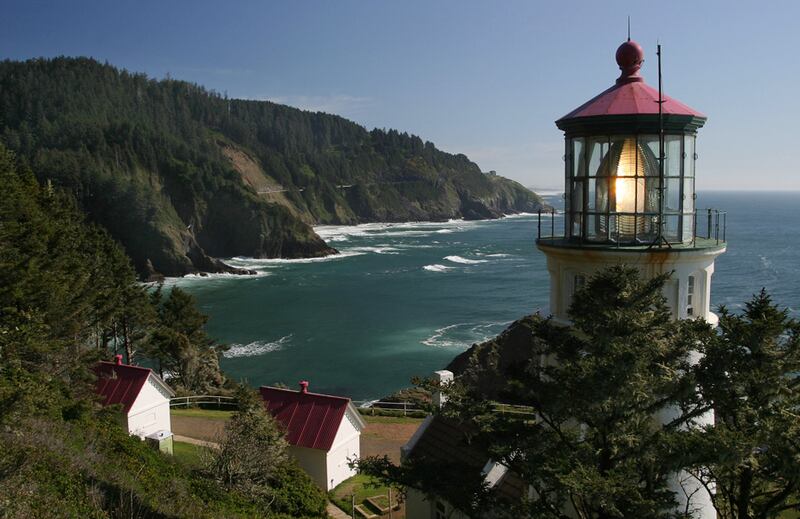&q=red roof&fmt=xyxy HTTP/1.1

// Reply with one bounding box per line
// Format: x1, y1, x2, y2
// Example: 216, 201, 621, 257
557, 39, 704, 122
259, 386, 353, 451
558, 80, 704, 121
94, 361, 151, 413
